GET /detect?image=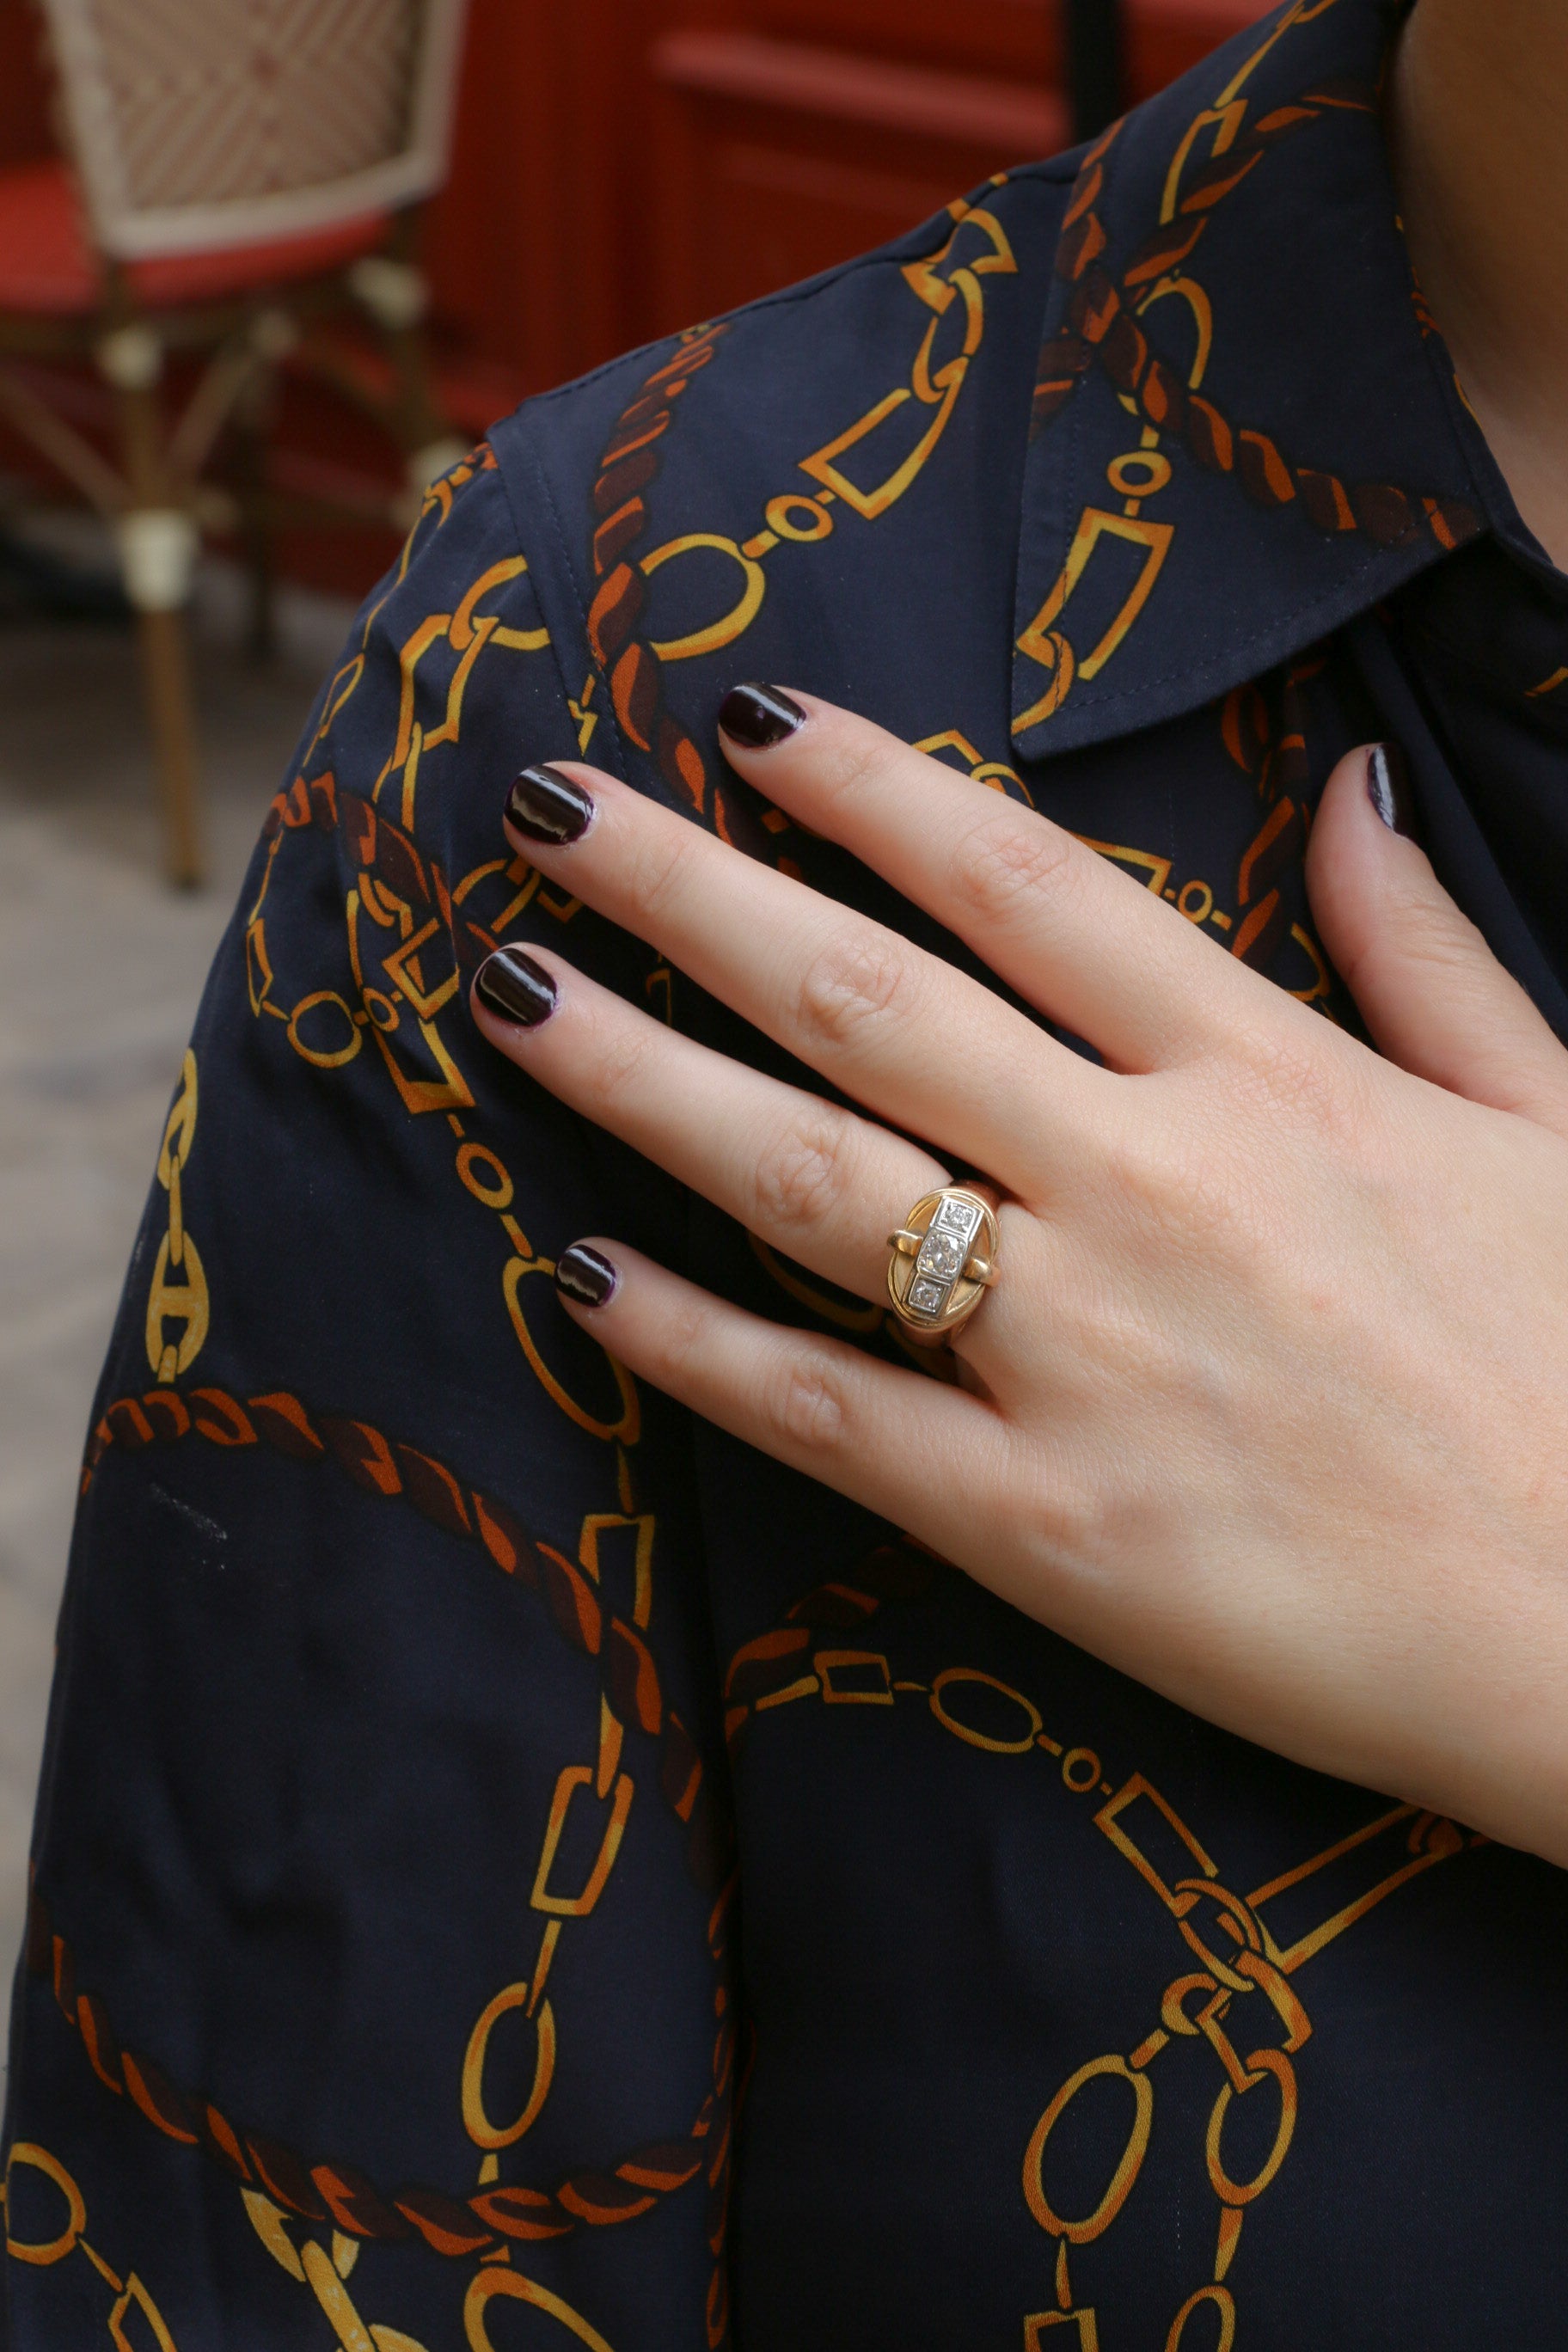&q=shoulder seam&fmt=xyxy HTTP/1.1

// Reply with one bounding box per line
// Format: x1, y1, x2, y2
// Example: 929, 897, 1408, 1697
1028, 152, 1082, 185
519, 166, 1069, 413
